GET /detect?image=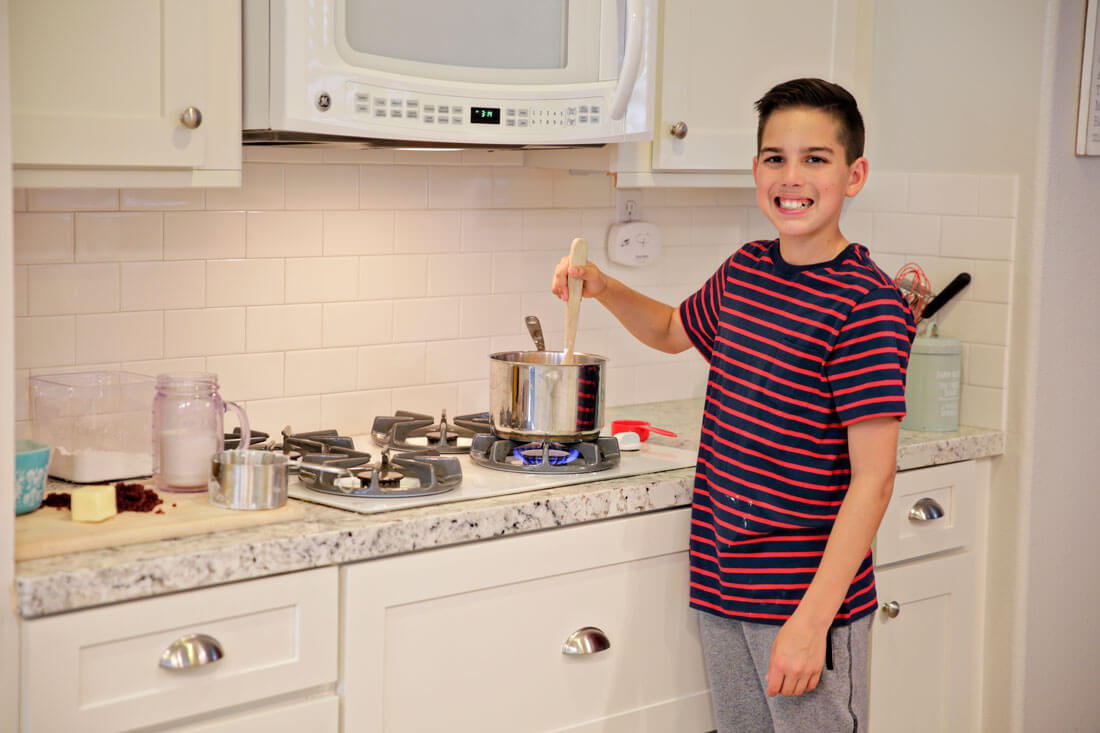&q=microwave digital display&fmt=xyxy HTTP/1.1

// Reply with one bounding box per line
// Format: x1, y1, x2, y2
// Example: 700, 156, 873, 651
470, 107, 501, 125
